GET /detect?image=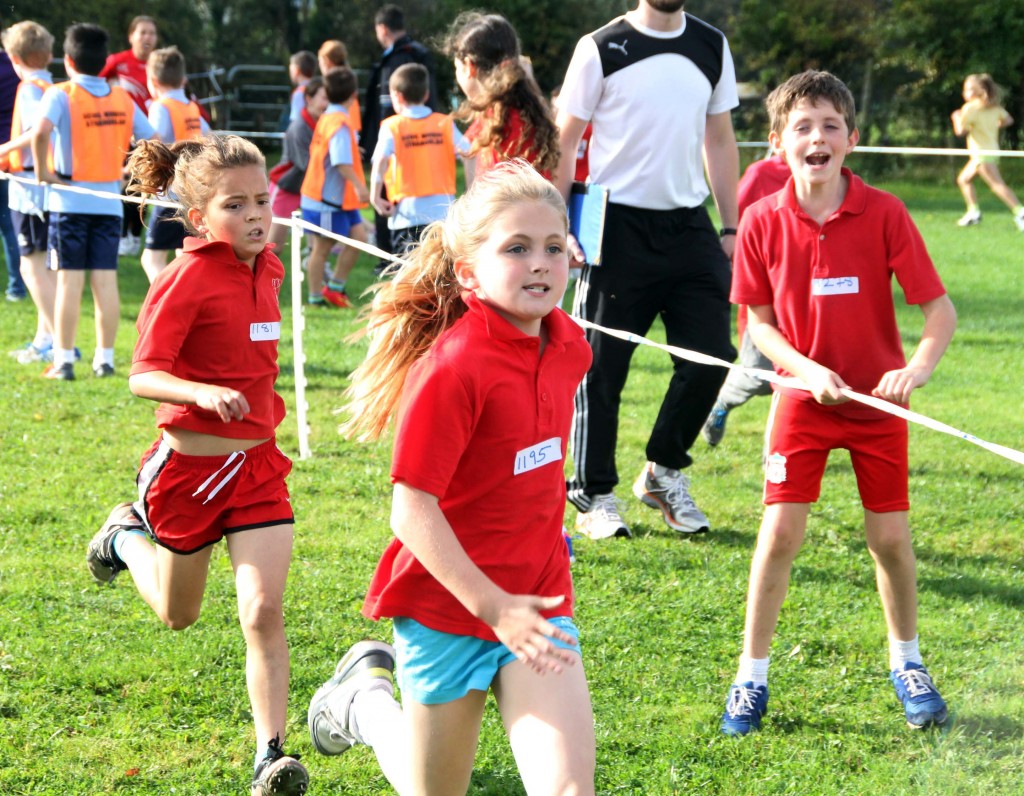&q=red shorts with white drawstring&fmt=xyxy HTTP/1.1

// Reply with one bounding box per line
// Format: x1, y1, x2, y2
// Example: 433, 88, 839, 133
133, 436, 293, 554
